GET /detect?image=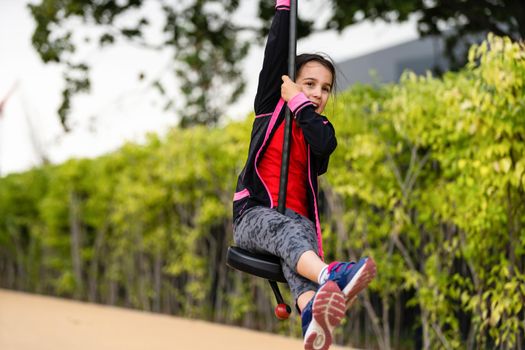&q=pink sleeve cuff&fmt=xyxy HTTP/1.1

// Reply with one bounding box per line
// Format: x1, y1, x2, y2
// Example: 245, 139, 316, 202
288, 92, 314, 116
276, 0, 290, 8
